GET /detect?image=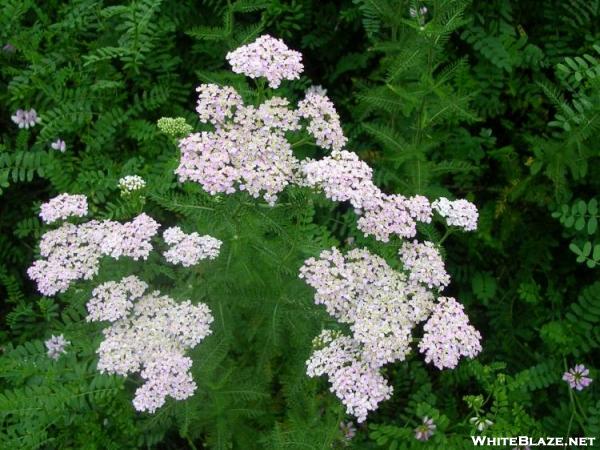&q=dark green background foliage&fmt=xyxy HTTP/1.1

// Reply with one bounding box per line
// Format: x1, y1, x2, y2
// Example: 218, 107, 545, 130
0, 0, 599, 448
